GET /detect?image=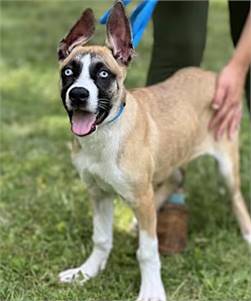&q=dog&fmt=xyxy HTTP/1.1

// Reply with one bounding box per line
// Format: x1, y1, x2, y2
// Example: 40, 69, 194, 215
57, 2, 251, 300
